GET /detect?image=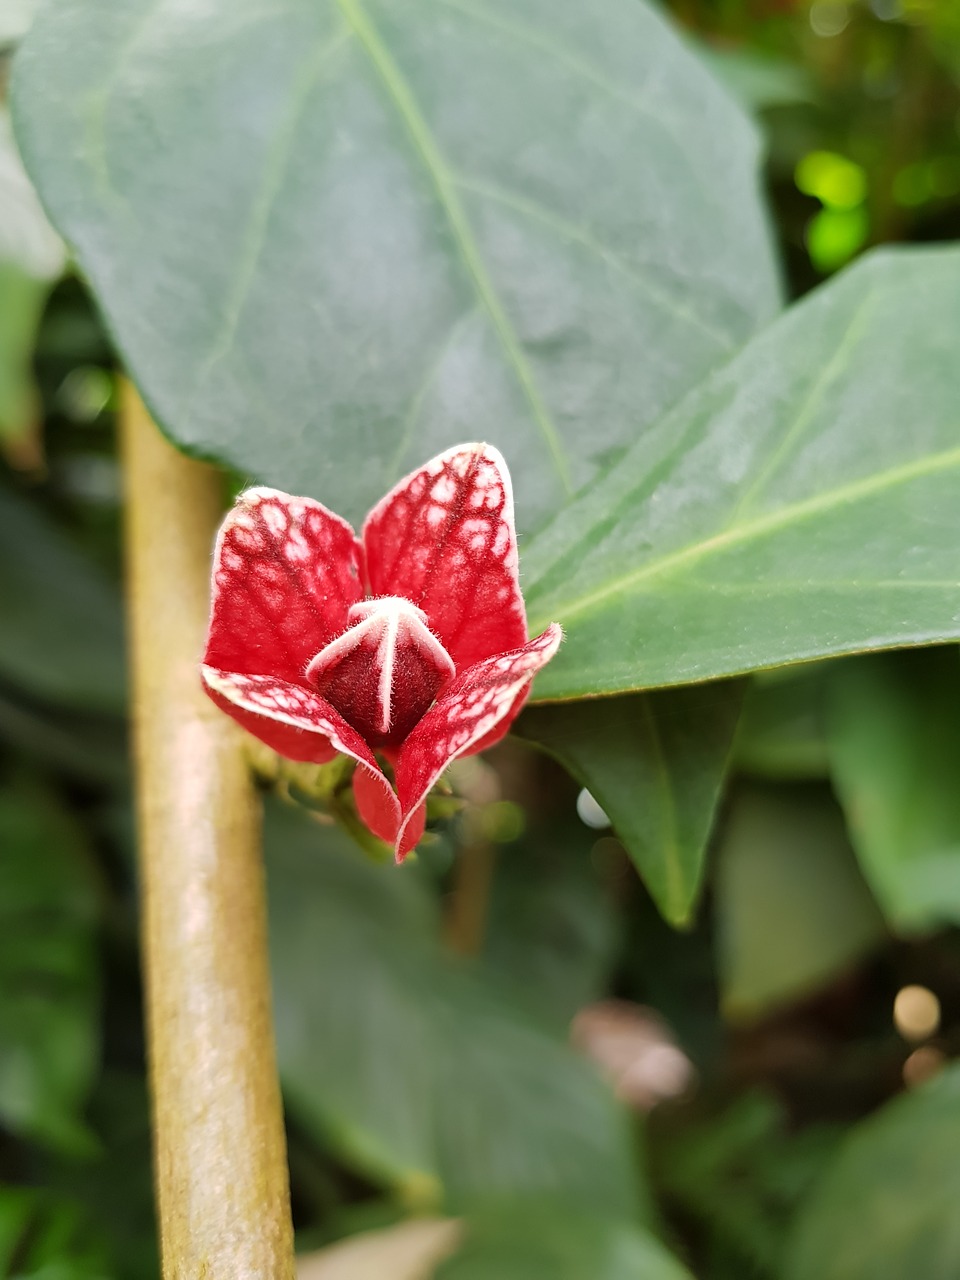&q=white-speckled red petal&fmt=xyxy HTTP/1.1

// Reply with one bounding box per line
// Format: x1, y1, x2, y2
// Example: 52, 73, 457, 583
362, 445, 528, 672
392, 624, 563, 860
201, 666, 400, 836
204, 487, 364, 684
